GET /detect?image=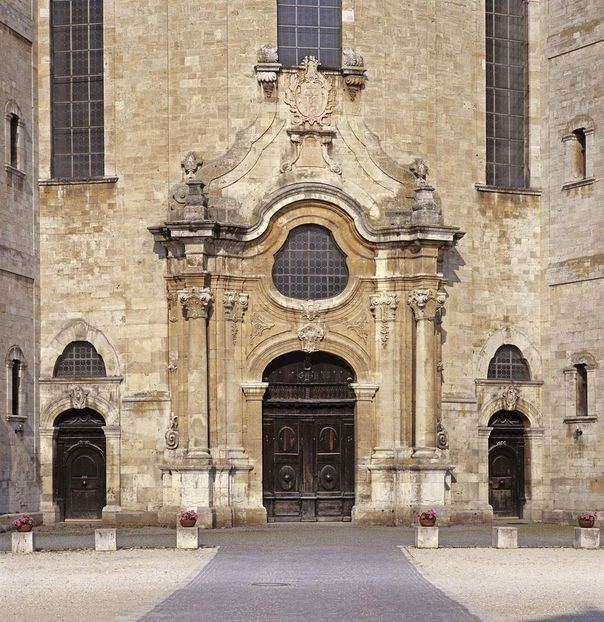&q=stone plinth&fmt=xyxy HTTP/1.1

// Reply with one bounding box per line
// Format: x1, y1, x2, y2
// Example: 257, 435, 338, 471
573, 527, 600, 549
492, 526, 518, 548
12, 531, 34, 553
415, 526, 439, 548
177, 526, 200, 549
95, 528, 117, 551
